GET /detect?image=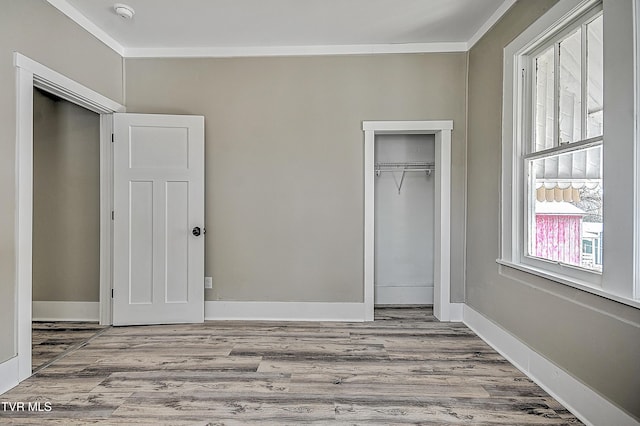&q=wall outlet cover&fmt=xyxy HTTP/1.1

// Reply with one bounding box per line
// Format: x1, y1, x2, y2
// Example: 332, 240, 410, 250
204, 277, 213, 289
